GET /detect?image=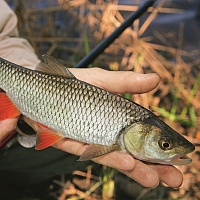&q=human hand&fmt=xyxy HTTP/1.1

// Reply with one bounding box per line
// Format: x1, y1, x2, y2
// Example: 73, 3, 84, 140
0, 117, 19, 142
